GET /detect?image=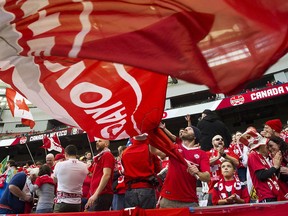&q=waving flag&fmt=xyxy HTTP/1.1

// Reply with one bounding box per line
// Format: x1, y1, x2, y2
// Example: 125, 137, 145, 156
42, 134, 64, 153
0, 155, 9, 174
0, 0, 288, 141
6, 88, 35, 129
